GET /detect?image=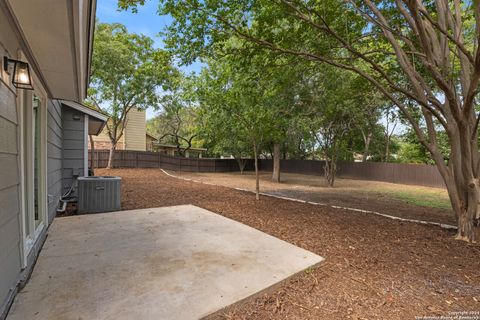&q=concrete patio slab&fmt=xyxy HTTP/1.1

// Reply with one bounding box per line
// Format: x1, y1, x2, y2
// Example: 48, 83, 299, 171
7, 205, 323, 320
